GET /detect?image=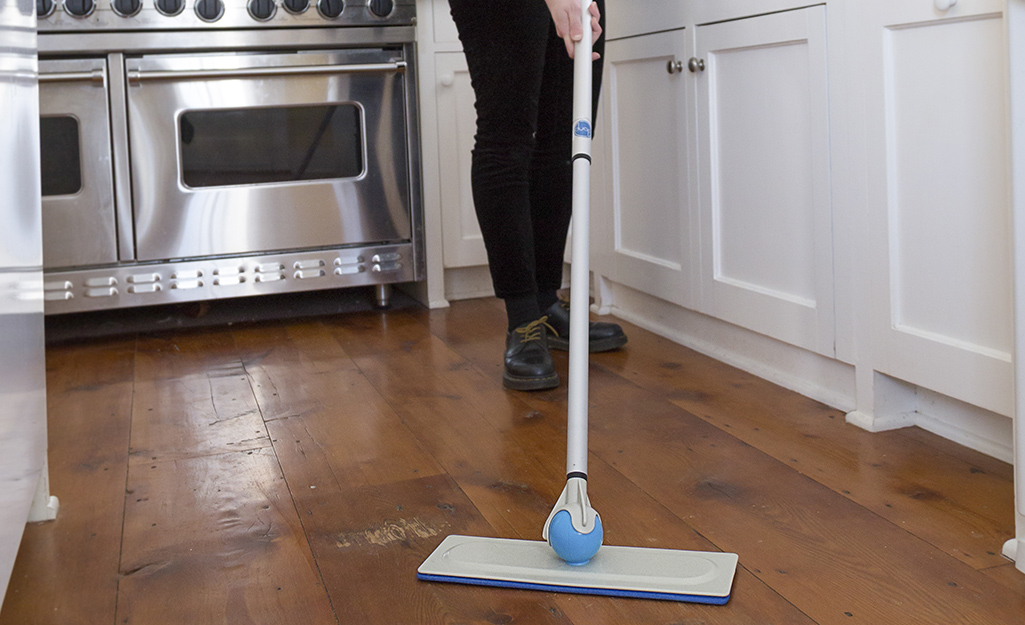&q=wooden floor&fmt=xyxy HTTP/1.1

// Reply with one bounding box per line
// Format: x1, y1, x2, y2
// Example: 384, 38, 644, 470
2, 296, 1023, 624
